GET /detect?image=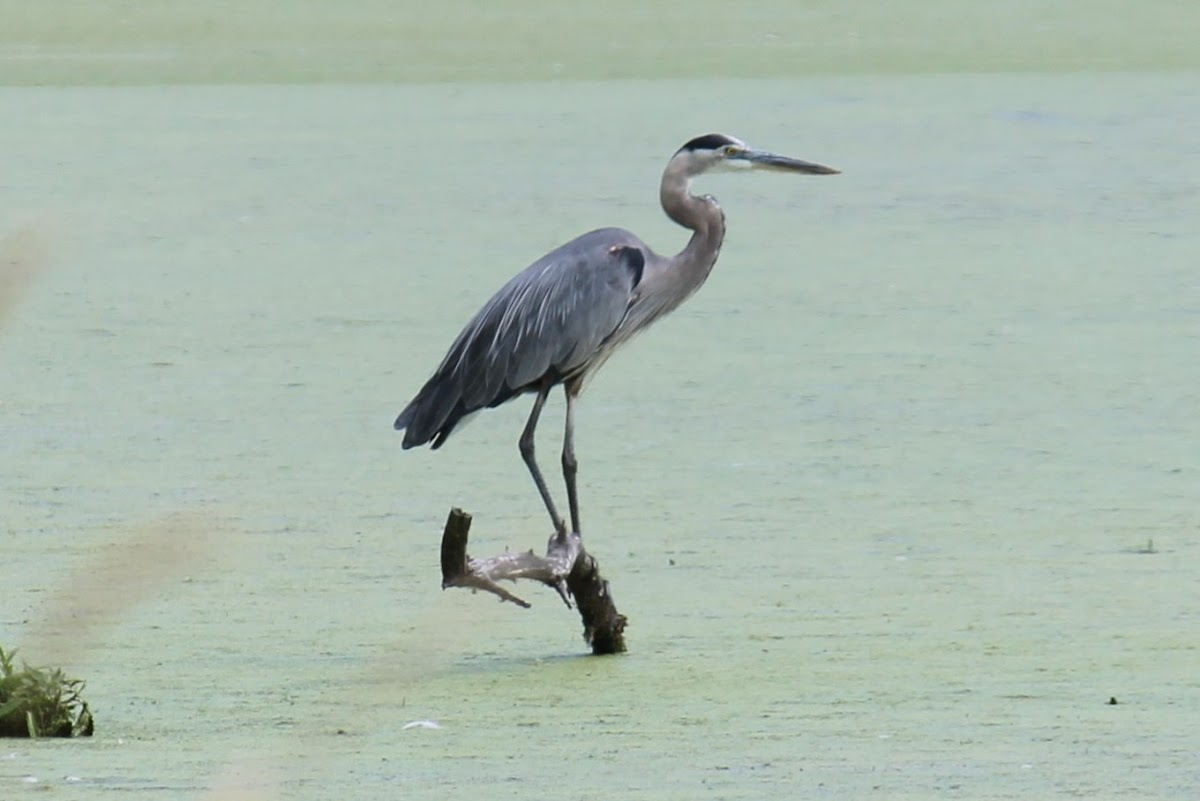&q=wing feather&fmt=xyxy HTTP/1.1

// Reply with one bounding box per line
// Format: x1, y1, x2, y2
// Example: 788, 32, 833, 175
395, 228, 646, 448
